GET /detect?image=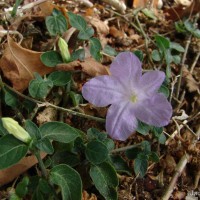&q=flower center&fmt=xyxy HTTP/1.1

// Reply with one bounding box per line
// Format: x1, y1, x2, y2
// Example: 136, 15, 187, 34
130, 94, 137, 103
